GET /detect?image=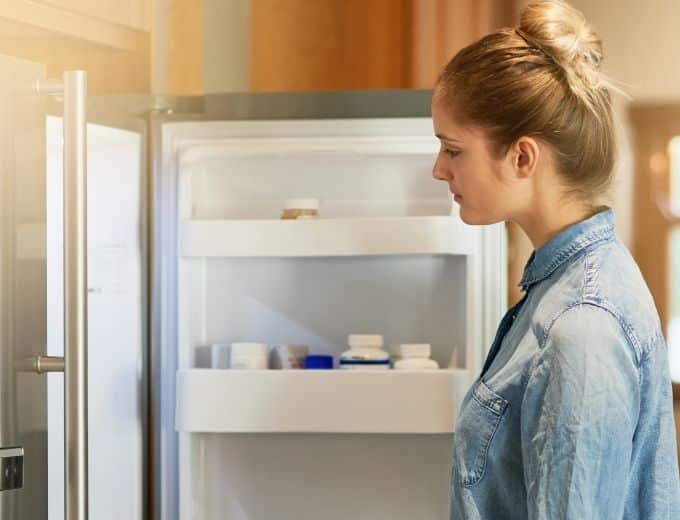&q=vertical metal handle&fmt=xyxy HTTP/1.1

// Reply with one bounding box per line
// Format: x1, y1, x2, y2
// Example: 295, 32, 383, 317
63, 70, 88, 520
